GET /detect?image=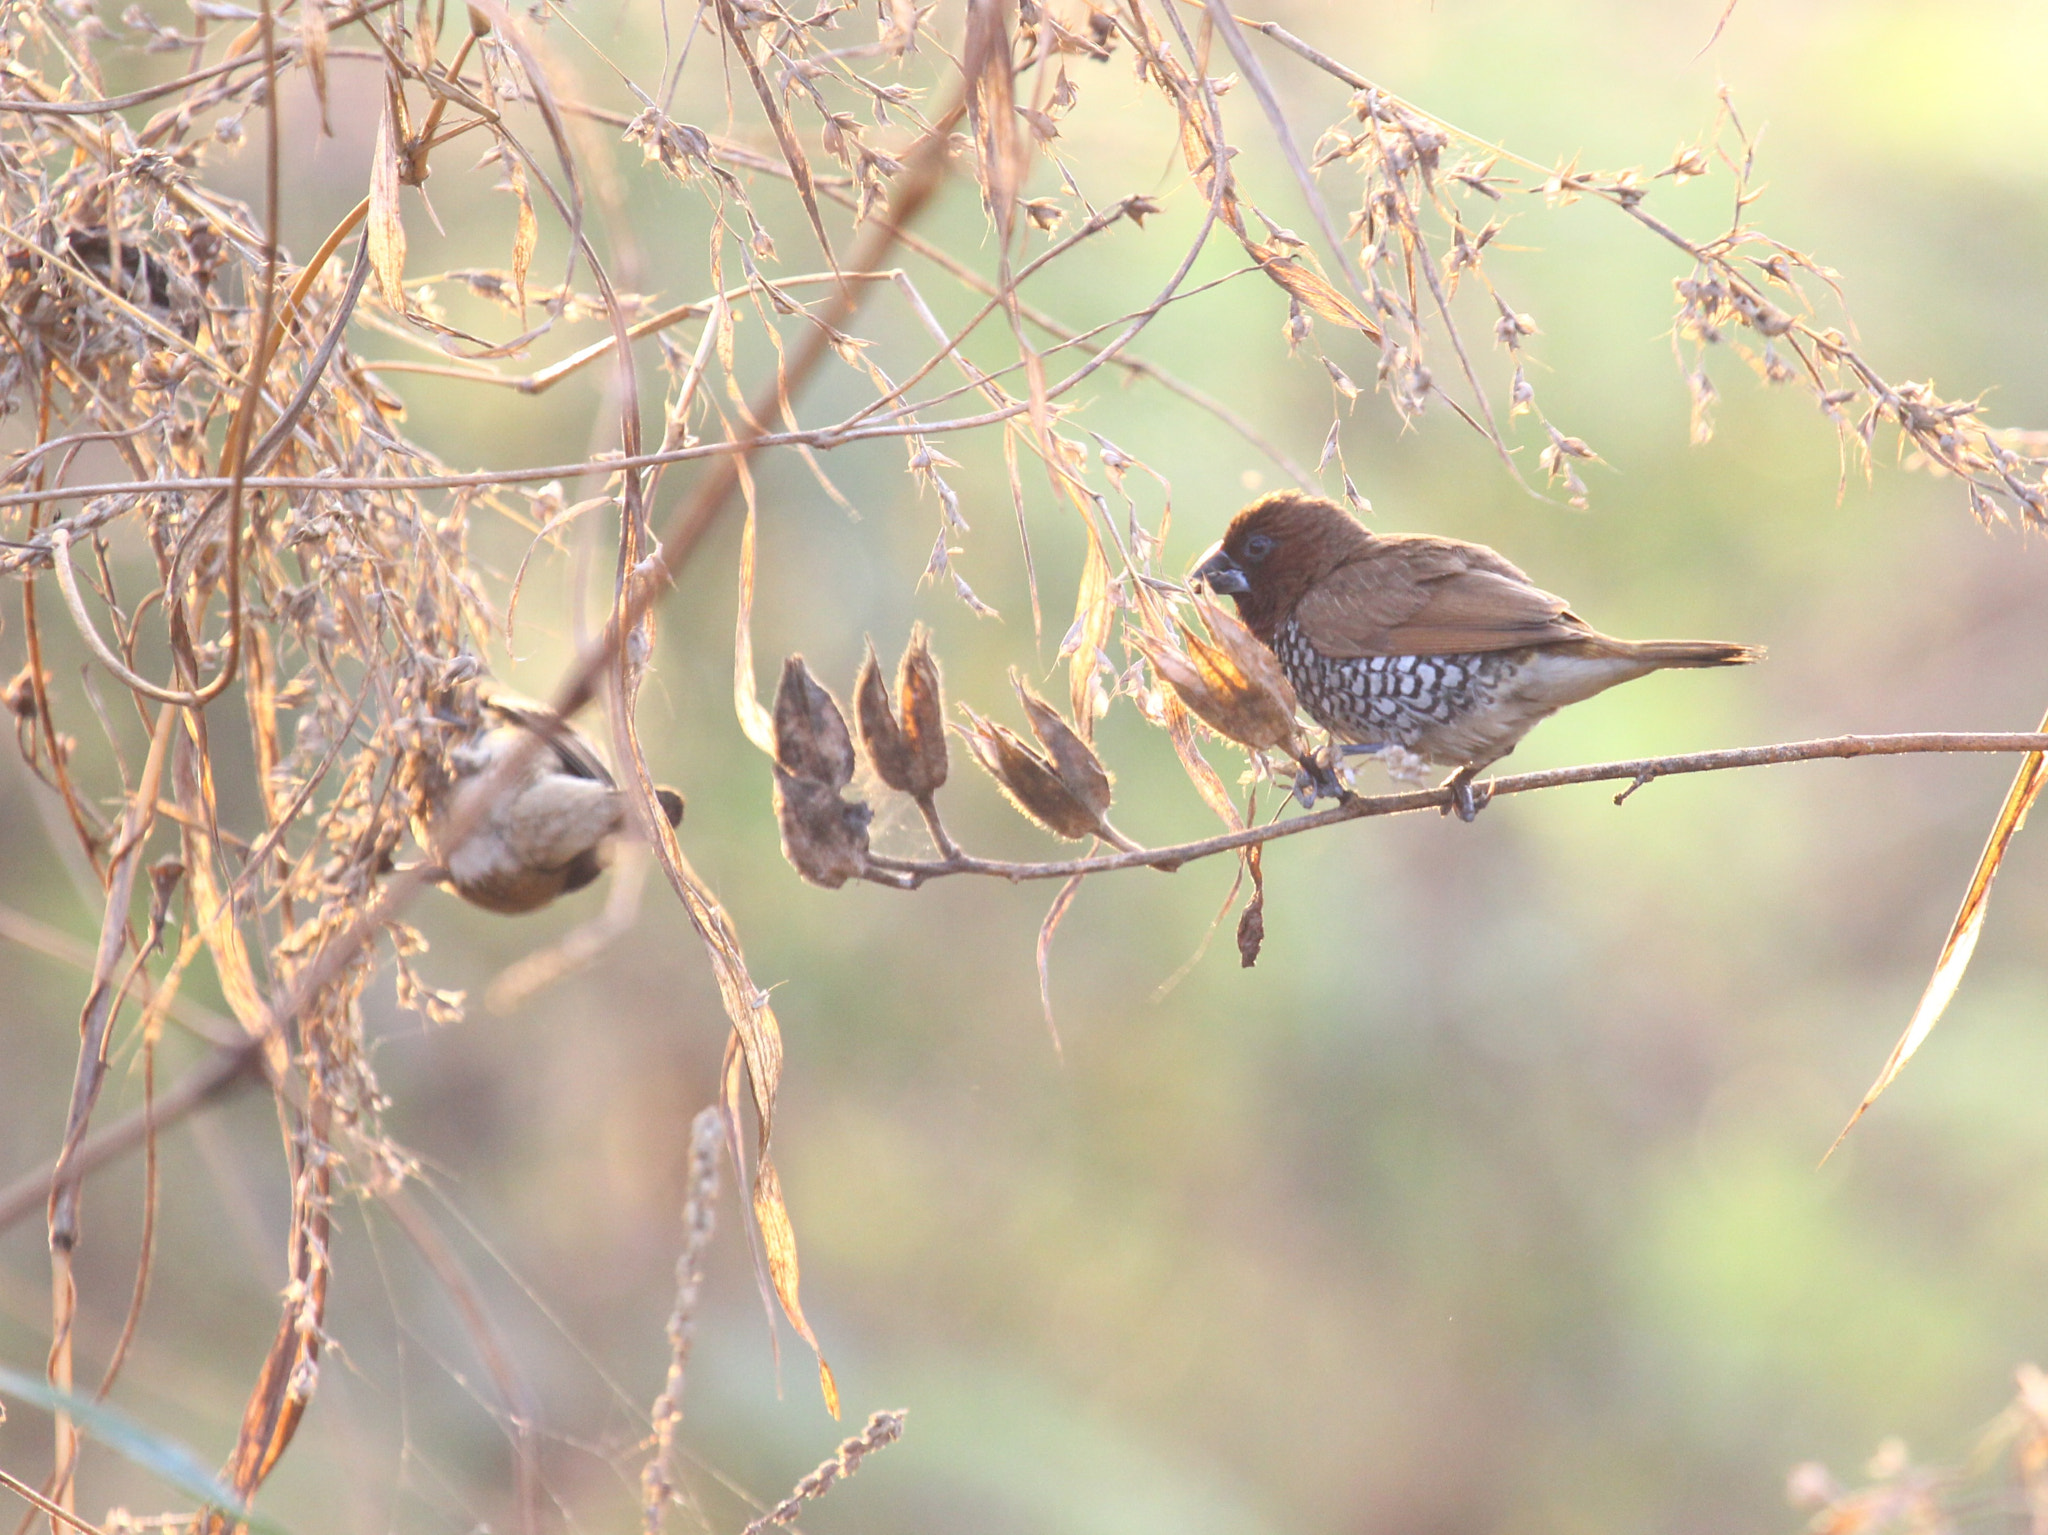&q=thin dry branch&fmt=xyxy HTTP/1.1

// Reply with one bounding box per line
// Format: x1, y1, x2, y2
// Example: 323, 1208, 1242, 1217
640, 1107, 722, 1535
380, 1190, 542, 1535
866, 733, 2048, 884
